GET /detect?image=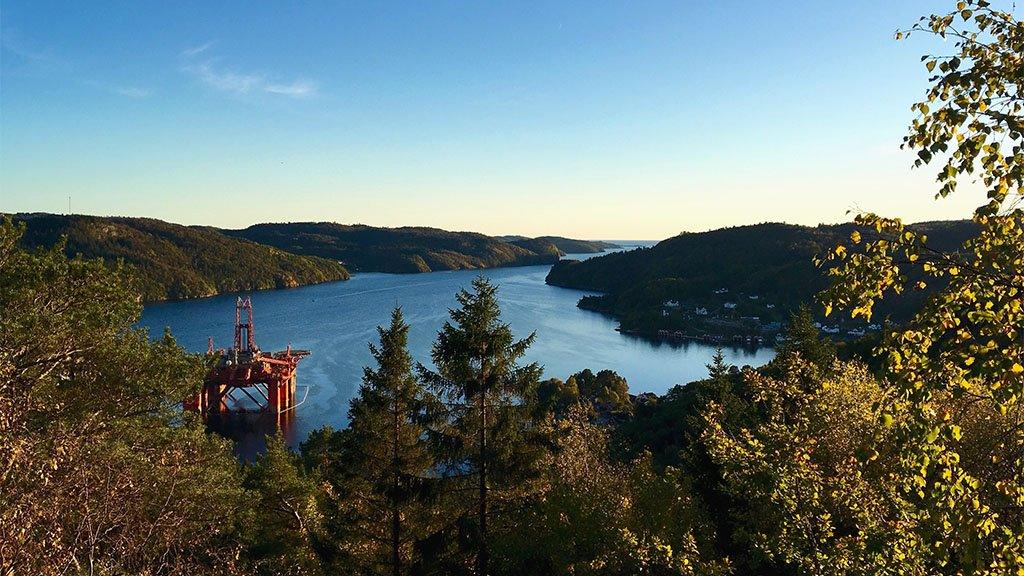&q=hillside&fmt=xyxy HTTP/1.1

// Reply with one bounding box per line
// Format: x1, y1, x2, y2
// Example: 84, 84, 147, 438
12, 214, 350, 301
223, 222, 561, 273
537, 236, 620, 254
546, 220, 976, 335
498, 235, 620, 254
